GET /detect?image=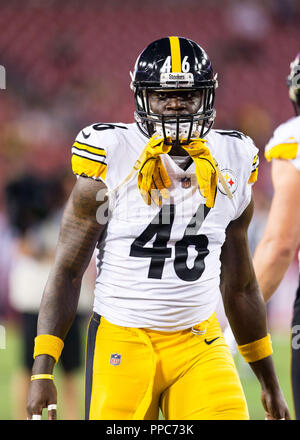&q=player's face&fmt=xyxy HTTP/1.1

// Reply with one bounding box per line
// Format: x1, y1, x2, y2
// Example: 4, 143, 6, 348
148, 90, 202, 116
